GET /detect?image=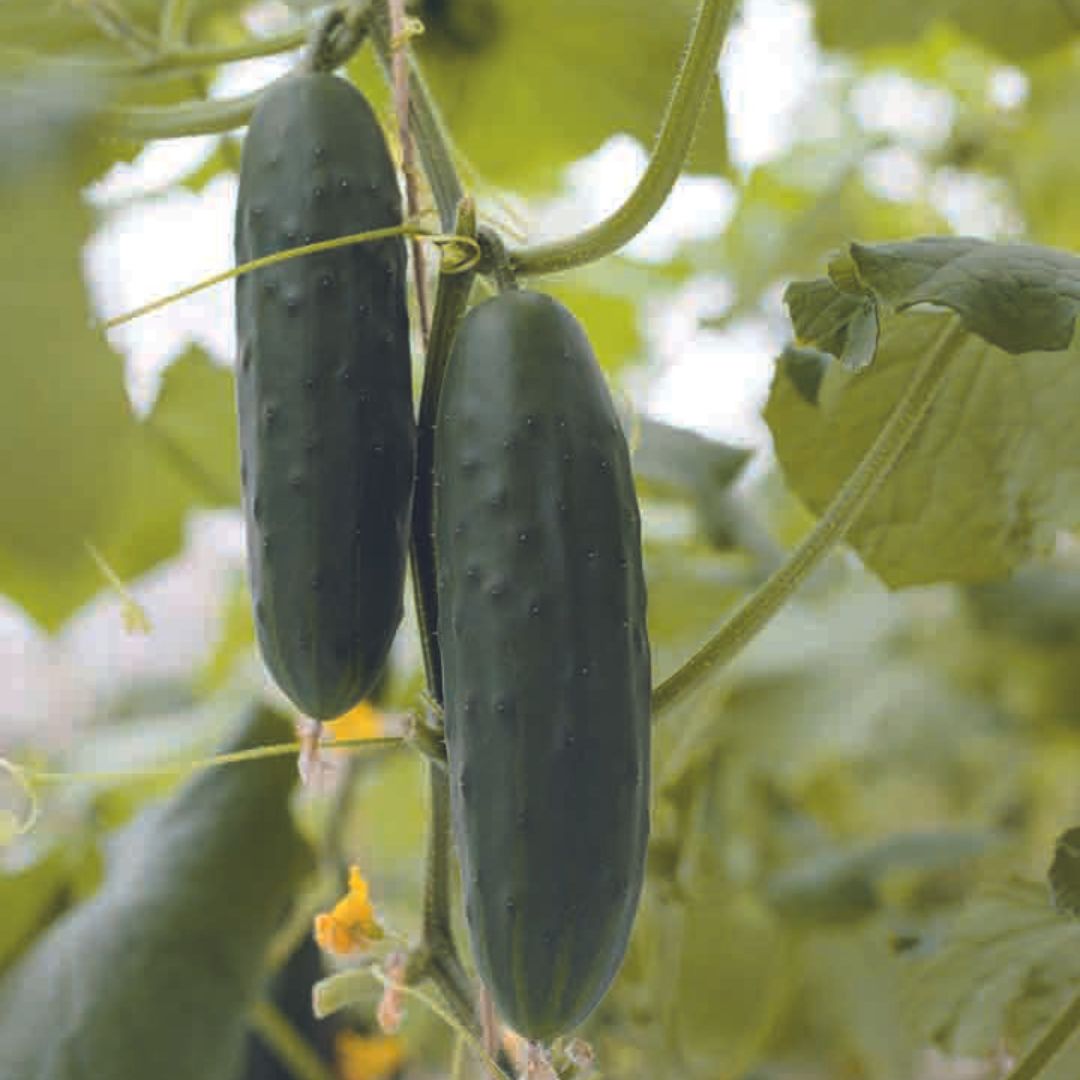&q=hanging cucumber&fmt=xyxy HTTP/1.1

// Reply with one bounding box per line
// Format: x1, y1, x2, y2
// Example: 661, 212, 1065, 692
434, 291, 651, 1040
234, 73, 414, 720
